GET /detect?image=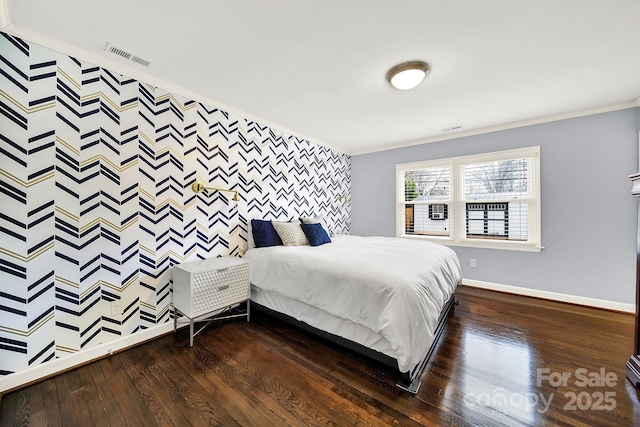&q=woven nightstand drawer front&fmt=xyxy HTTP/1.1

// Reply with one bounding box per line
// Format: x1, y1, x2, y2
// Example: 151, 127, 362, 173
191, 263, 250, 316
